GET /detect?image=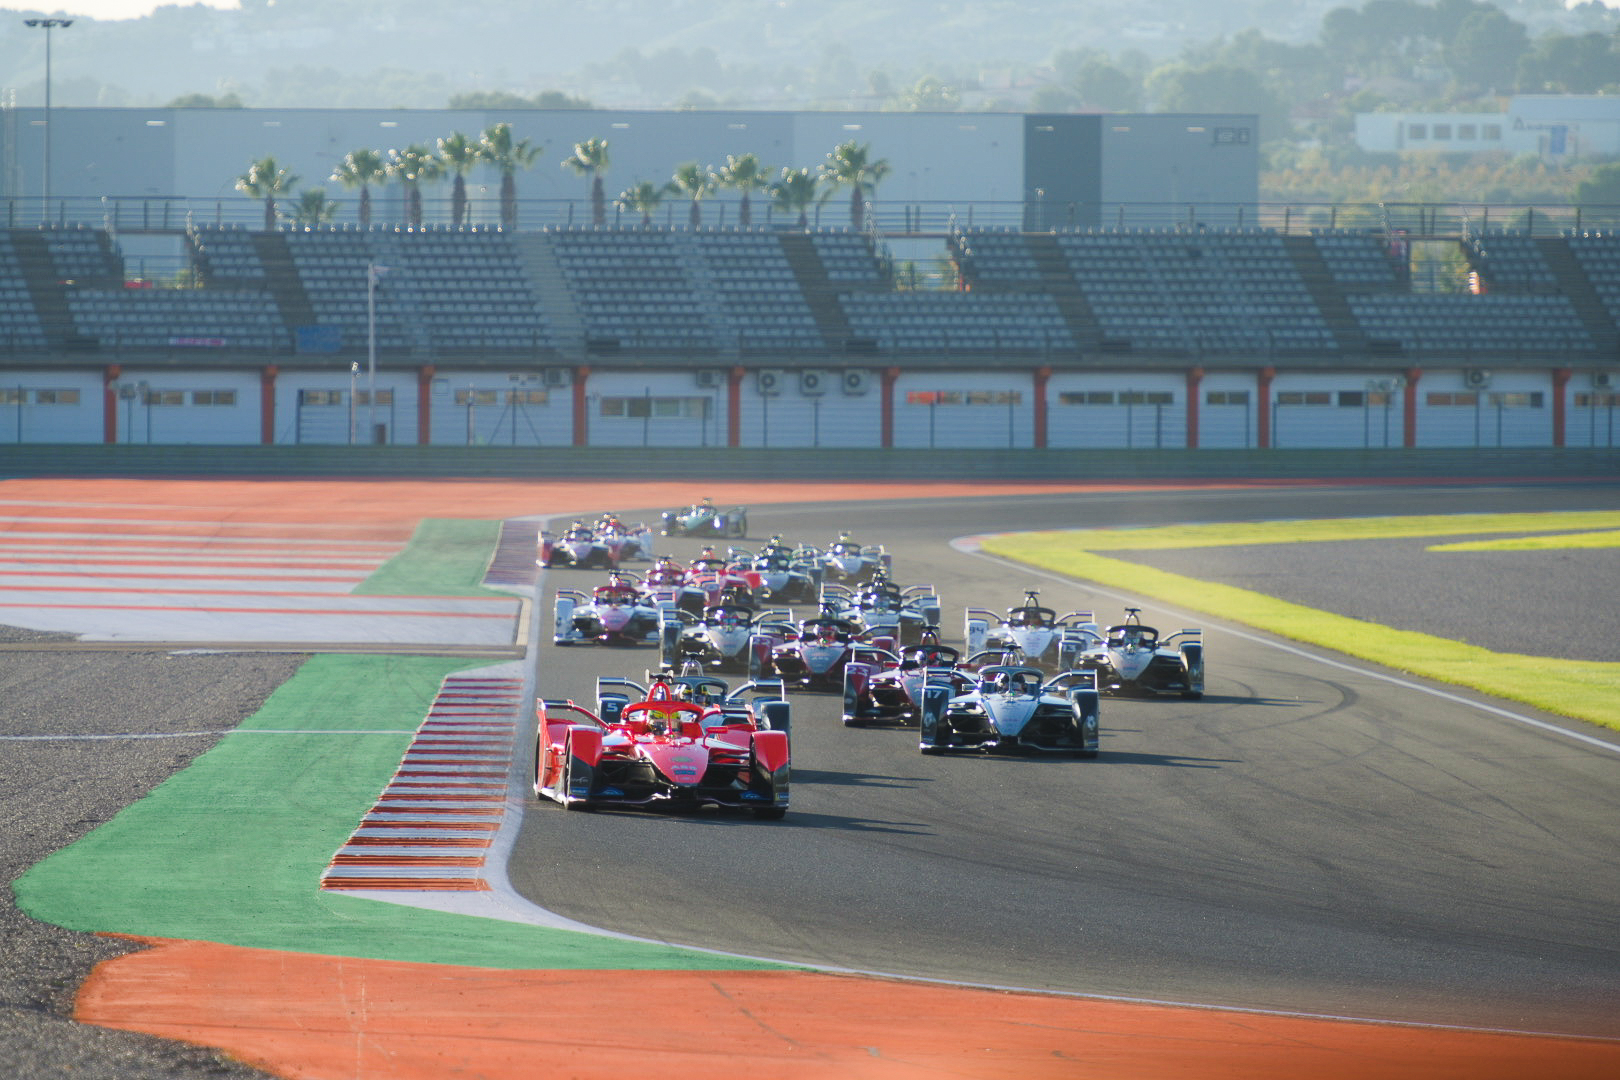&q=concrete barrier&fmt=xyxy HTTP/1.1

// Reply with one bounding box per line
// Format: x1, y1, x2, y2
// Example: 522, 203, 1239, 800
2, 444, 1617, 481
